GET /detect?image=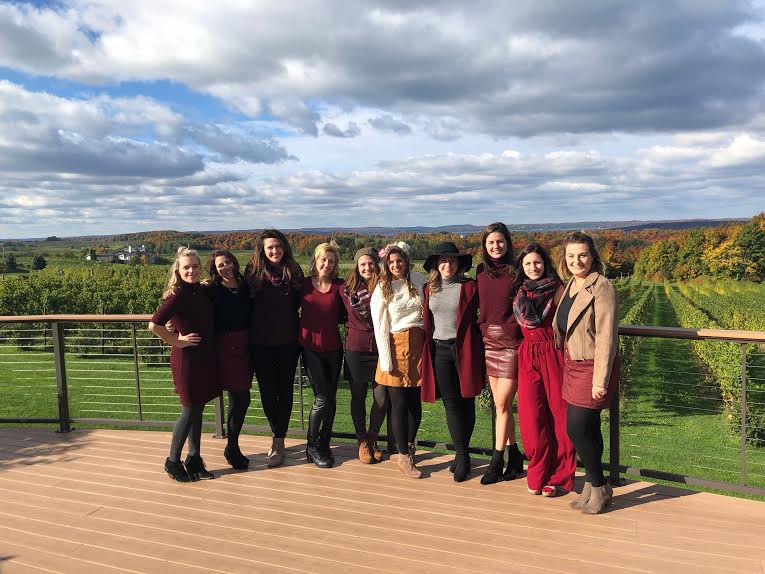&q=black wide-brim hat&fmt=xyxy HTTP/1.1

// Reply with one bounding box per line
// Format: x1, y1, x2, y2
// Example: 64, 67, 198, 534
423, 241, 473, 273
